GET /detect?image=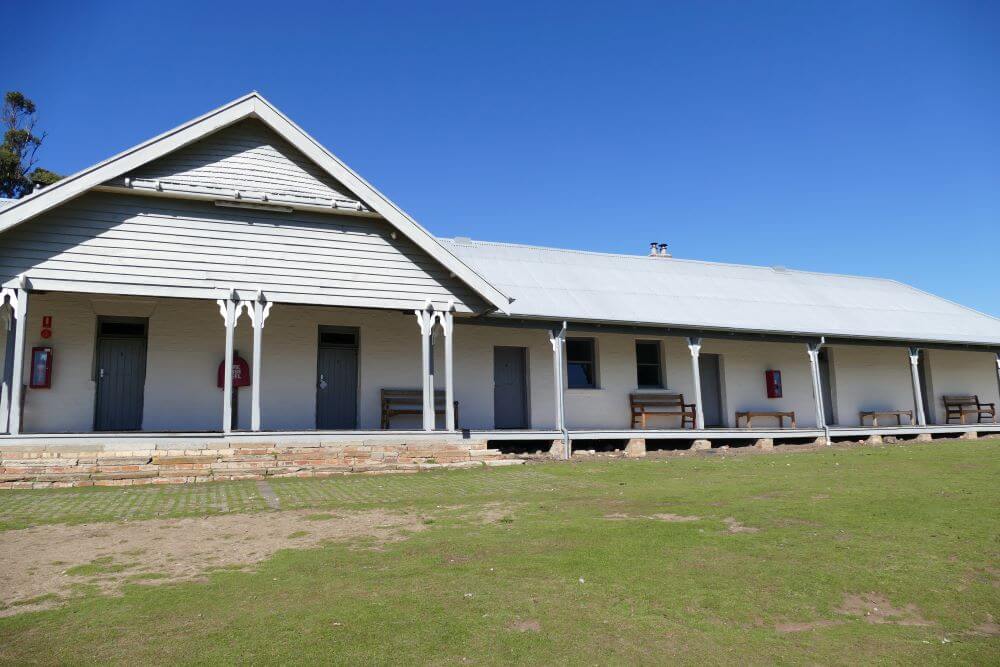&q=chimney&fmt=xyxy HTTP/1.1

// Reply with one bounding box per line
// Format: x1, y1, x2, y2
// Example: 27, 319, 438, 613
658, 243, 671, 258
649, 242, 659, 257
